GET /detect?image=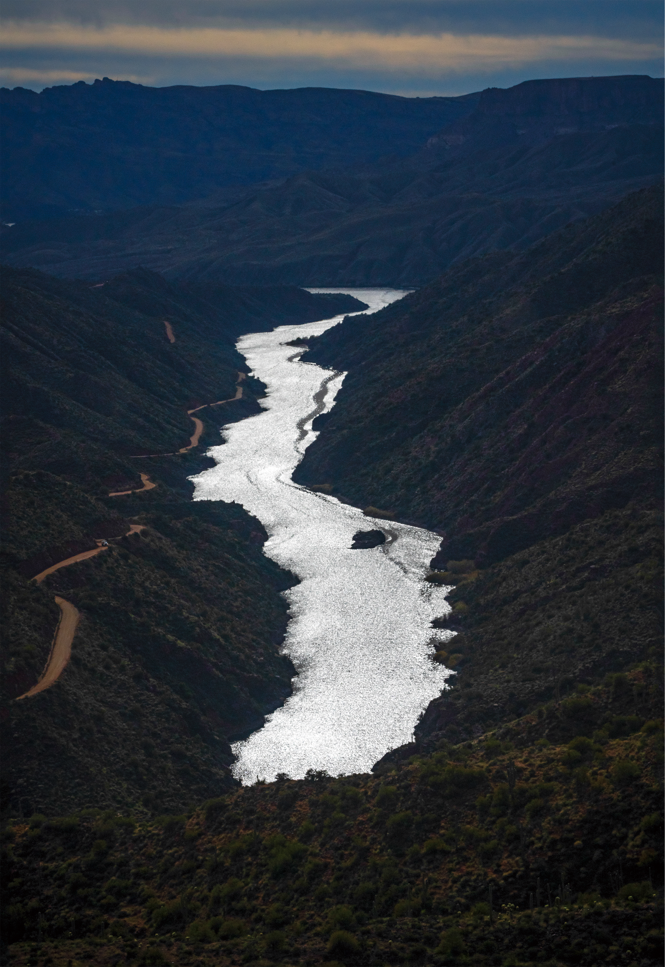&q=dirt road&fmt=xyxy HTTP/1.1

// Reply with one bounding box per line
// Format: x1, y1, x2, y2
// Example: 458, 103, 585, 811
16, 597, 80, 700
32, 544, 109, 584
18, 524, 147, 699
132, 372, 246, 457
109, 473, 156, 497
